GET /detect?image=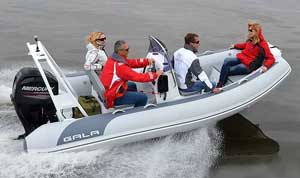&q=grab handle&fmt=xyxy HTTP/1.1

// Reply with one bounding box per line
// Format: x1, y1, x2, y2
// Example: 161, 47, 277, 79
112, 109, 125, 115
238, 78, 248, 85
144, 103, 157, 109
